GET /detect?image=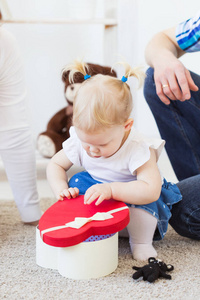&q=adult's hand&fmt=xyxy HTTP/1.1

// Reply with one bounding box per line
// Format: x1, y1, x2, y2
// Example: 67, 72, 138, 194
145, 27, 199, 105
154, 56, 199, 105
